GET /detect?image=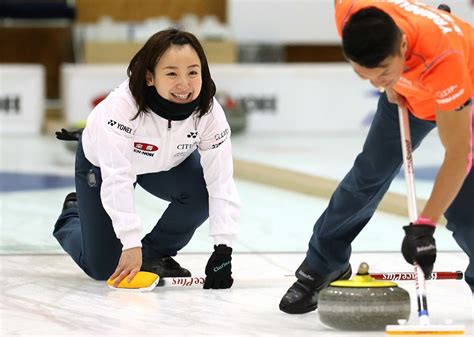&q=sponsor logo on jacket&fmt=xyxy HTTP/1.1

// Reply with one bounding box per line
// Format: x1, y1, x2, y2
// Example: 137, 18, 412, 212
107, 119, 132, 134
387, 0, 462, 35
435, 85, 466, 105
214, 128, 229, 141
211, 128, 229, 149
177, 143, 194, 150
134, 142, 158, 157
